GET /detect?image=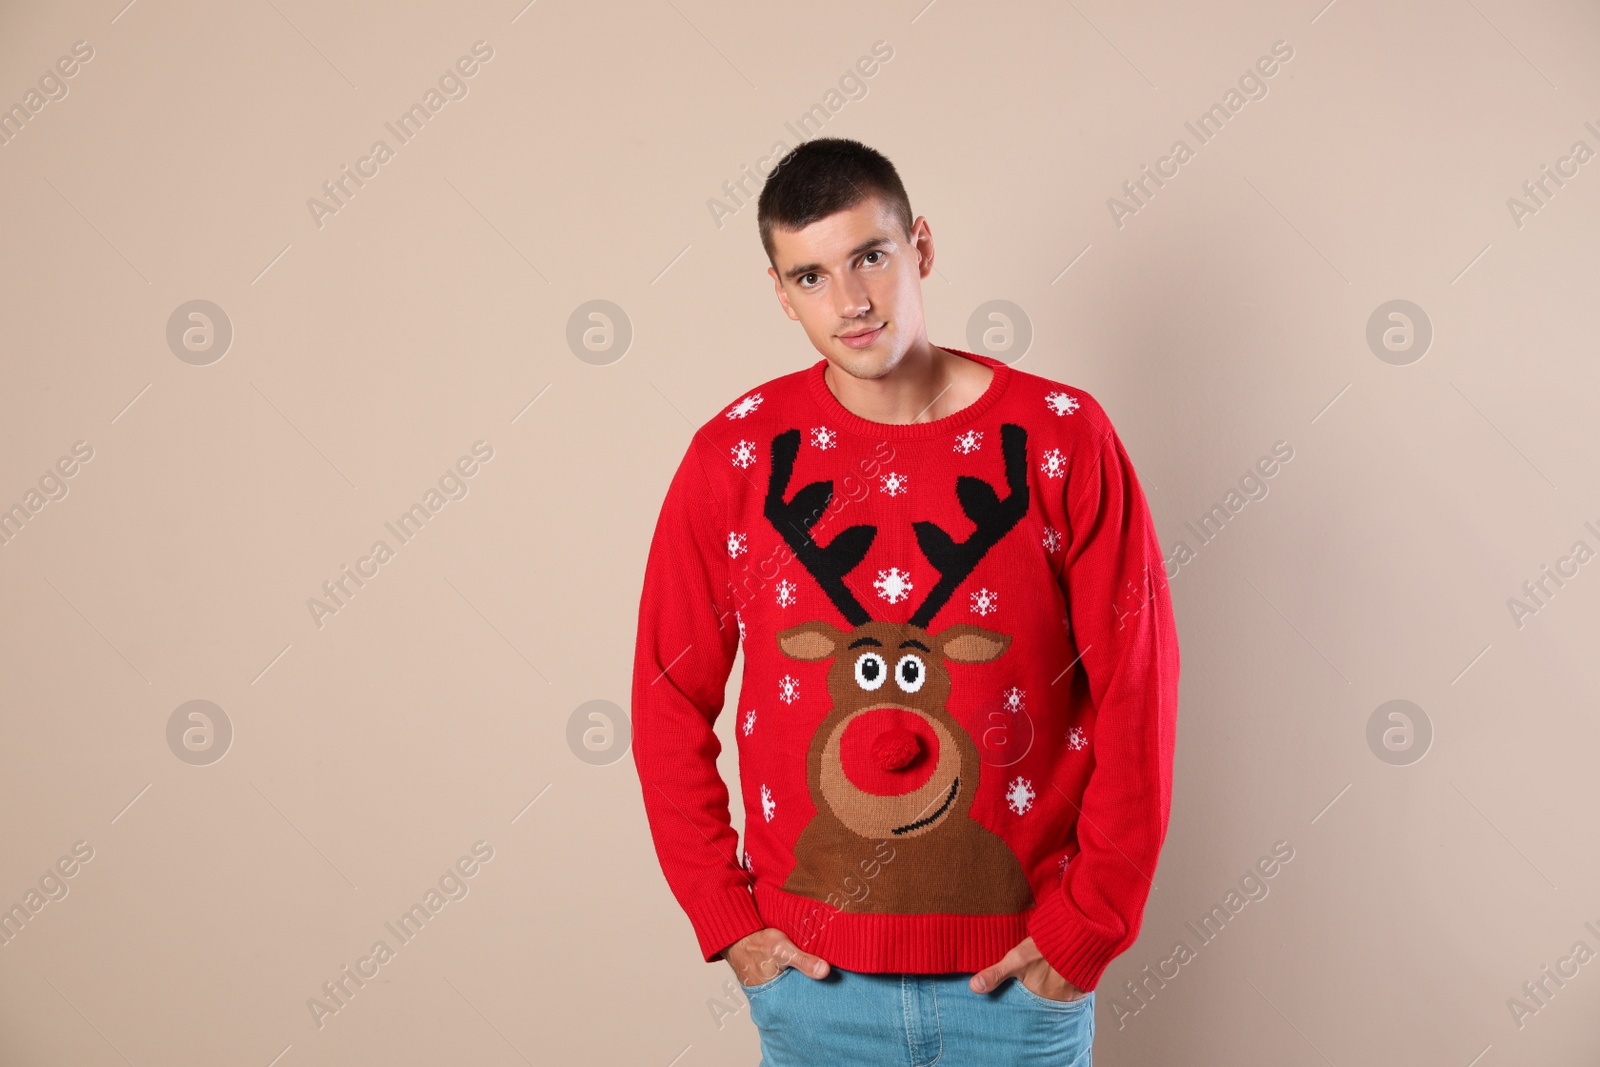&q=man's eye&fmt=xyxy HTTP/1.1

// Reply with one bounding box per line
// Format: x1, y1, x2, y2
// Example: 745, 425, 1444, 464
863, 251, 883, 265
801, 273, 819, 287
